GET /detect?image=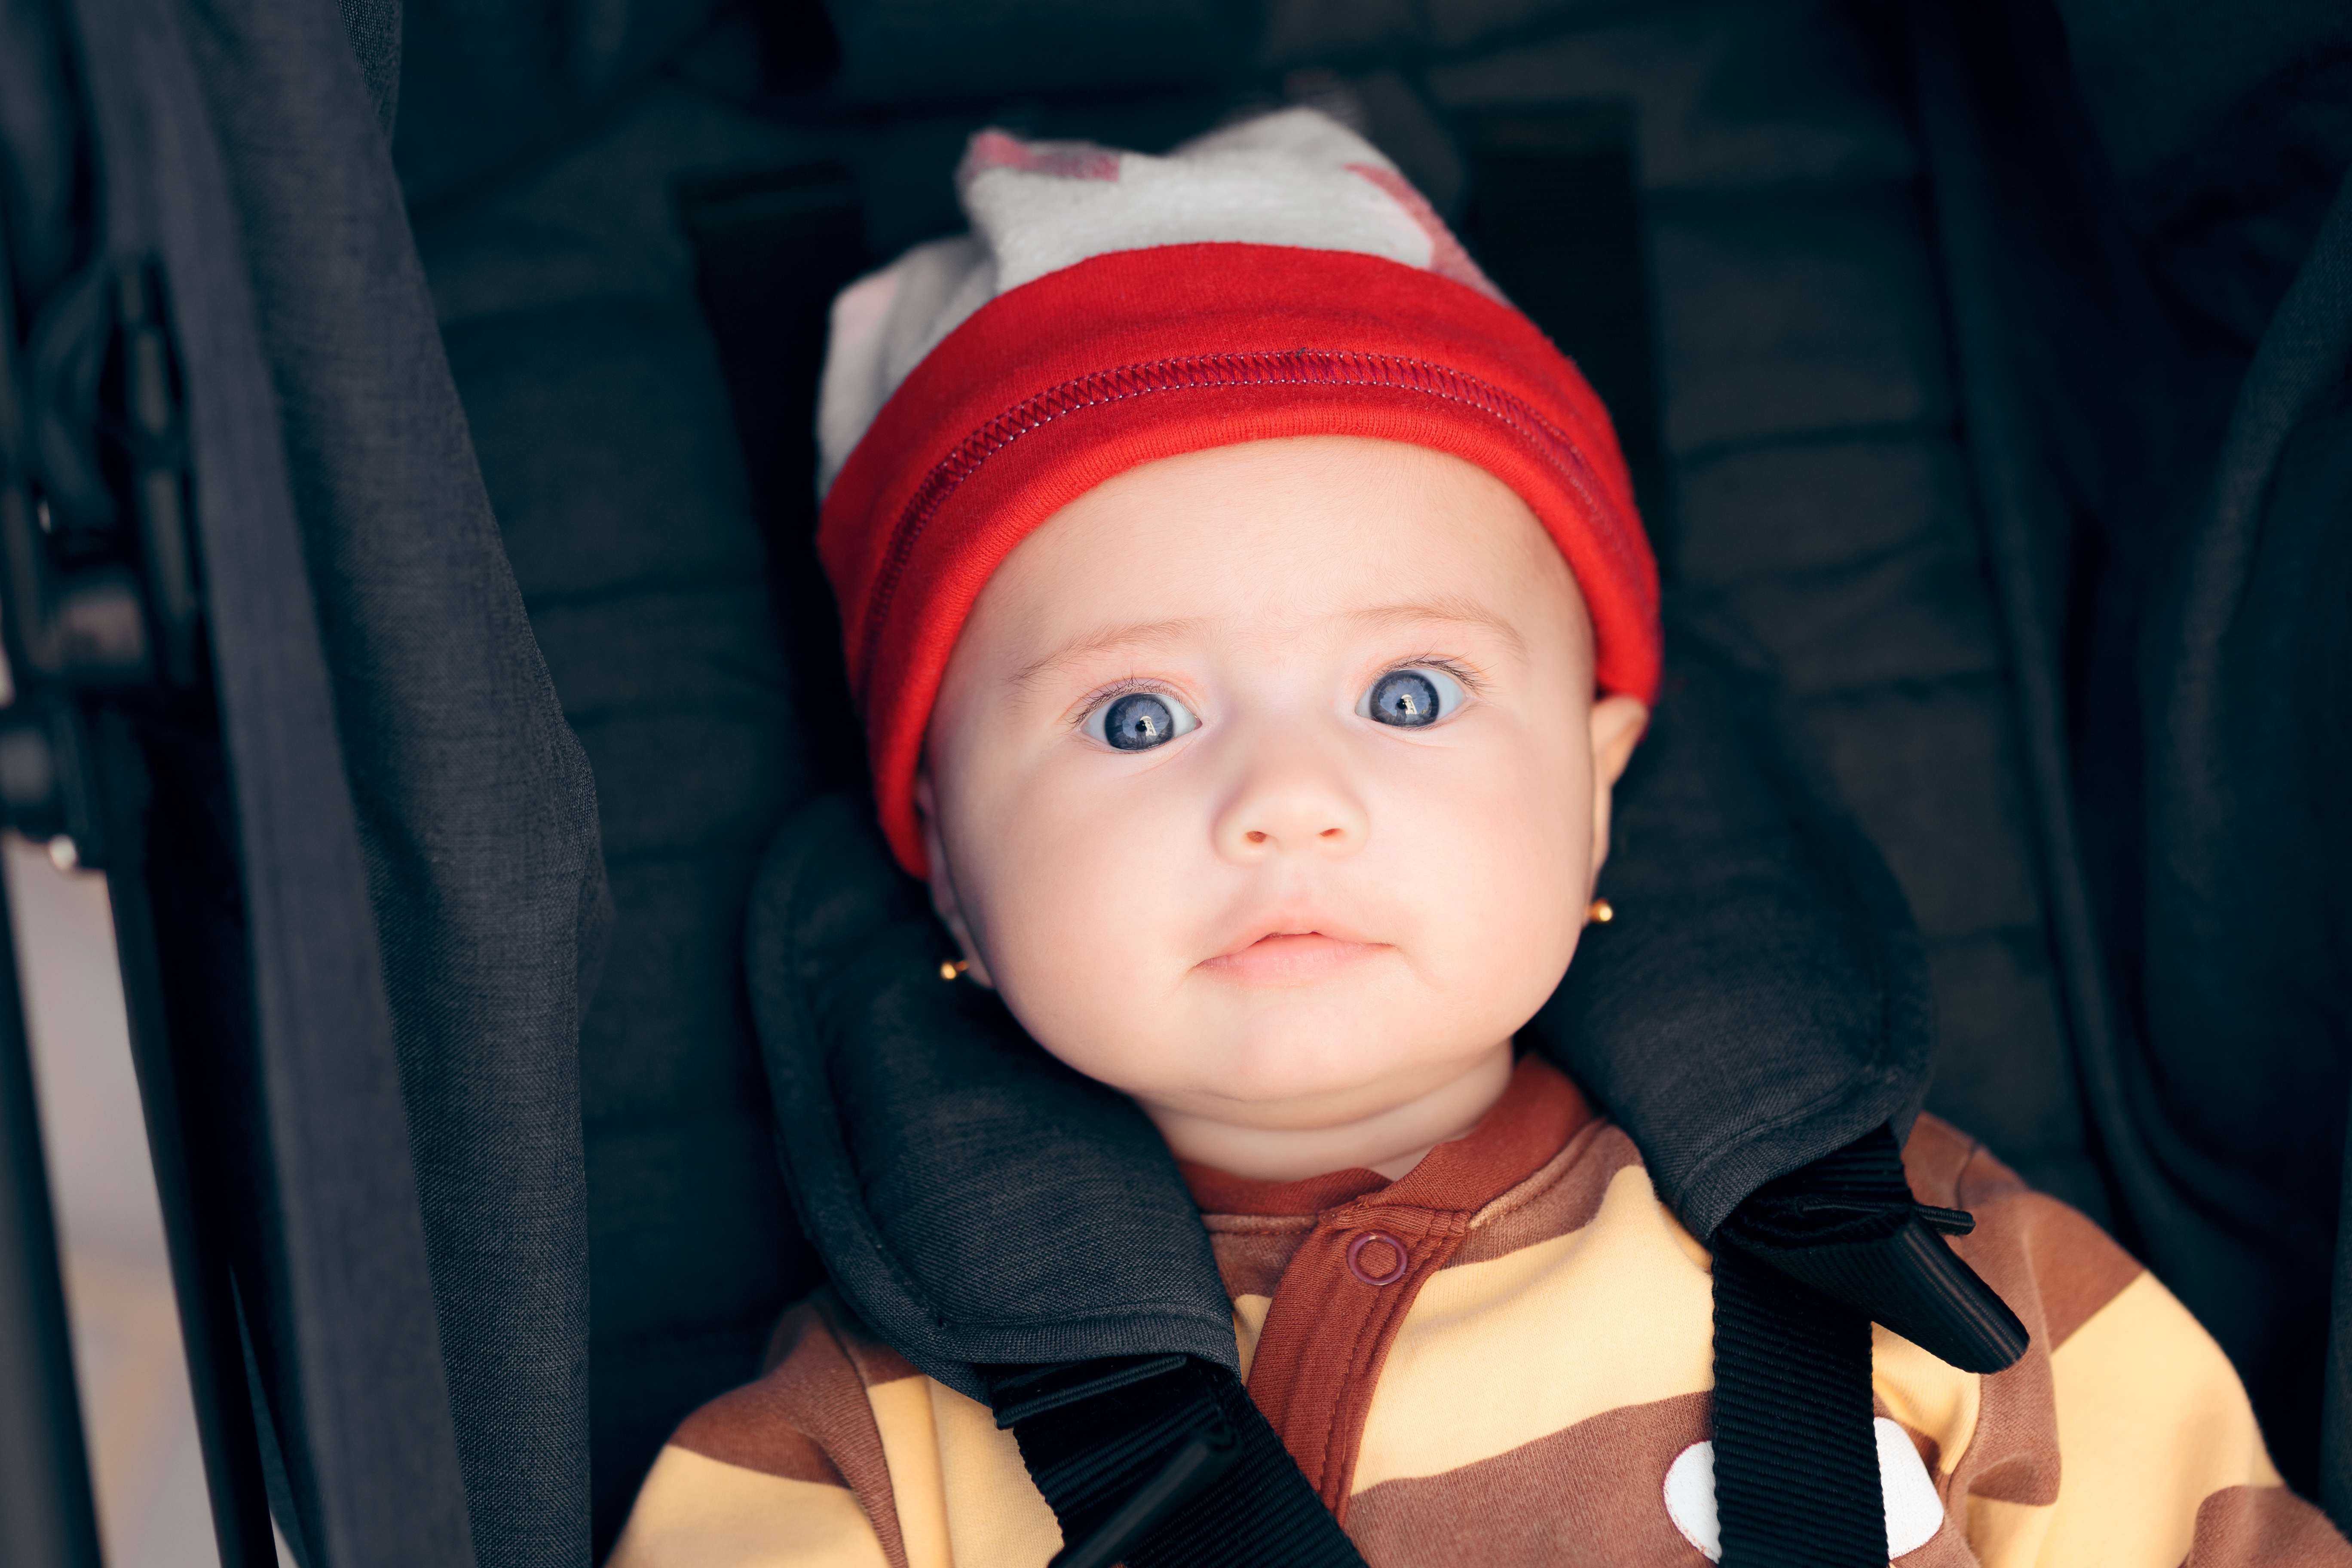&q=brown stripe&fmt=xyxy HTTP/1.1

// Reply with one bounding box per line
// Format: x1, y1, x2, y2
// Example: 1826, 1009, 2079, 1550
2024, 1204, 2145, 1351
2182, 1484, 2352, 1565
795, 1298, 913, 1568
832, 1313, 925, 1389
764, 1293, 923, 1387
1453, 1121, 1640, 1268
1951, 1362, 2061, 1509
670, 1379, 850, 1489
1905, 1121, 2057, 1508
1921, 1122, 2140, 1351
1347, 1396, 1981, 1567
1204, 1215, 1317, 1301
698, 1290, 915, 1568
762, 1305, 805, 1374
1913, 1118, 2148, 1510
1187, 1162, 1387, 1217
1898, 1114, 1987, 1210
1344, 1392, 1714, 1566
